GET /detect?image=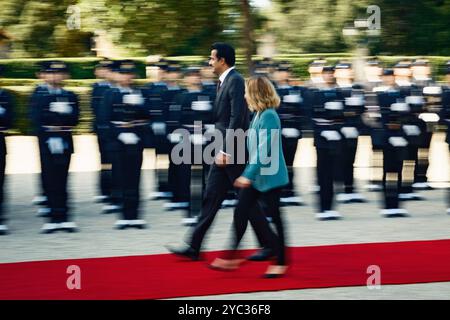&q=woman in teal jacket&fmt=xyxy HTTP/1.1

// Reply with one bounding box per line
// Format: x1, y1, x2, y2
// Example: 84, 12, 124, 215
210, 76, 289, 278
